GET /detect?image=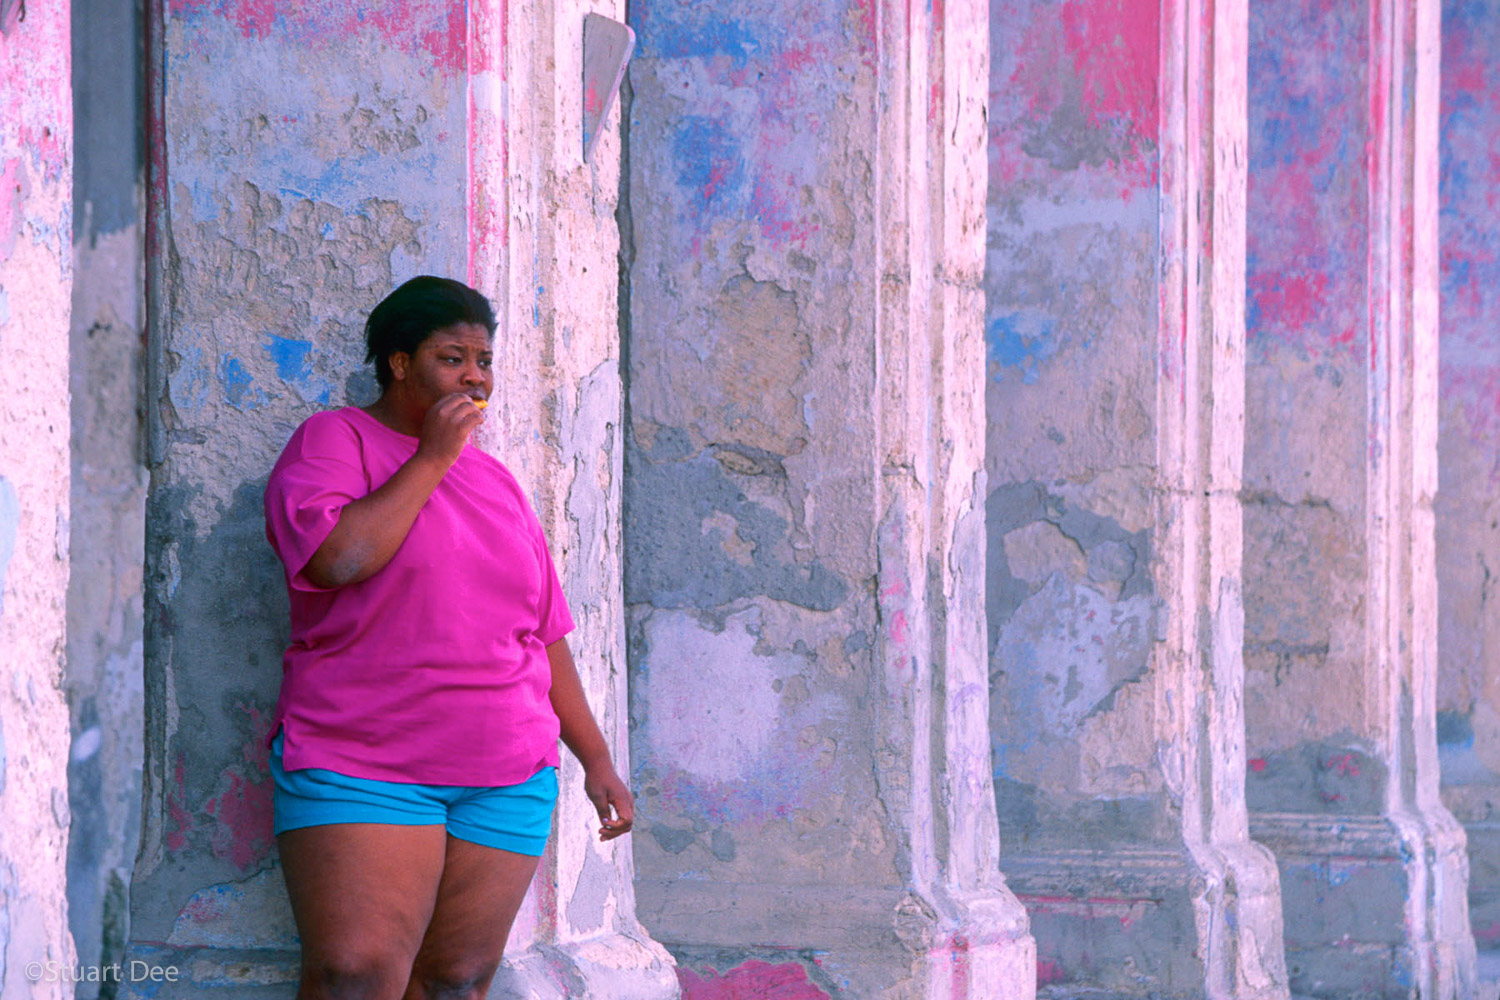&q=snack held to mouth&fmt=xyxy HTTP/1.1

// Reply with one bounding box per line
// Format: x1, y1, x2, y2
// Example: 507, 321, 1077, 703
471, 398, 489, 410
